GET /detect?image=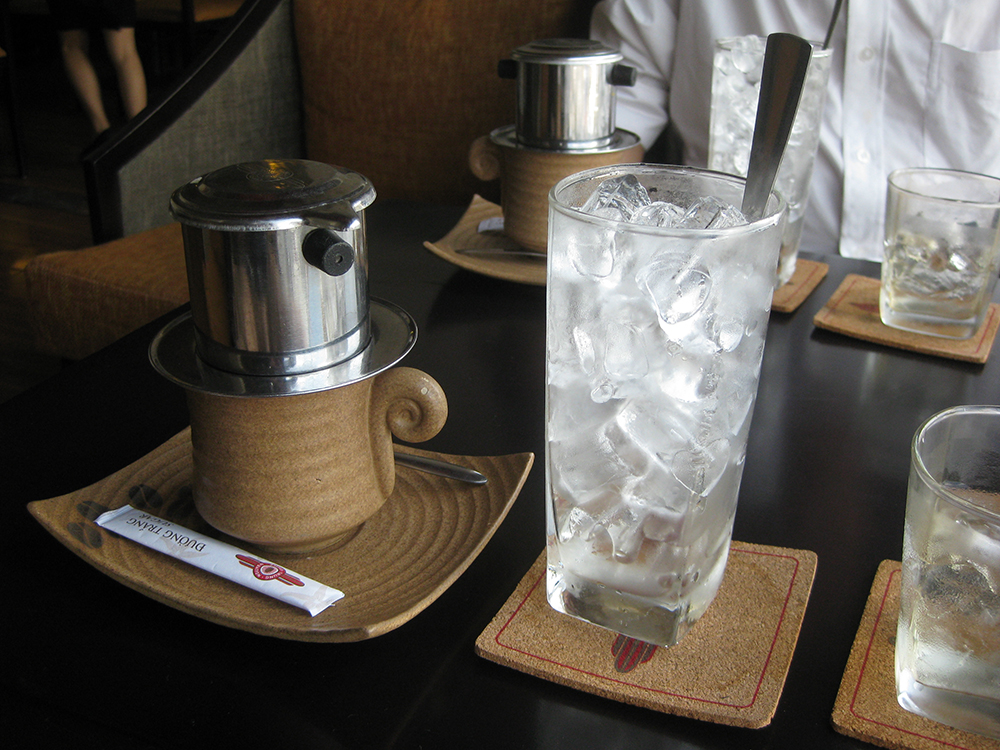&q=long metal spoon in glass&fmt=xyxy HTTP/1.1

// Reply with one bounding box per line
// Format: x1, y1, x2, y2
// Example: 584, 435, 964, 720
740, 33, 812, 221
